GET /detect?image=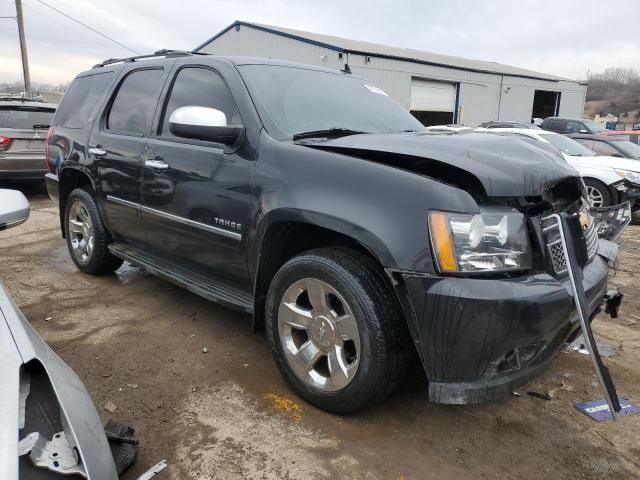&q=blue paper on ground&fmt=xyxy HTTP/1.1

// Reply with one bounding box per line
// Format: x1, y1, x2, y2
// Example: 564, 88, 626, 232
575, 398, 640, 421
